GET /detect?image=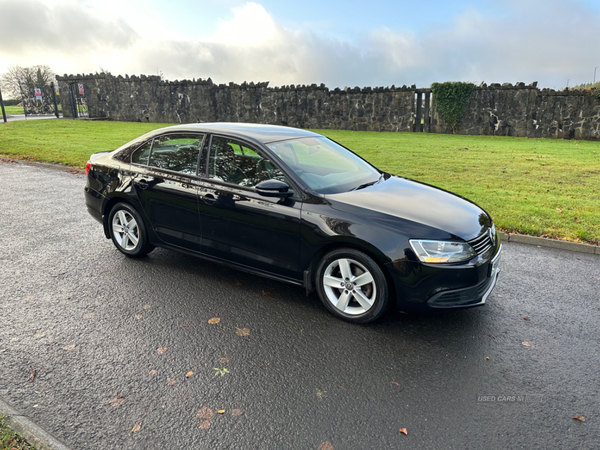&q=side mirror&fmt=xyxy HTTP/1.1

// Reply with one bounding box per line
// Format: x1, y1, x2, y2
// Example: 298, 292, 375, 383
256, 179, 293, 198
